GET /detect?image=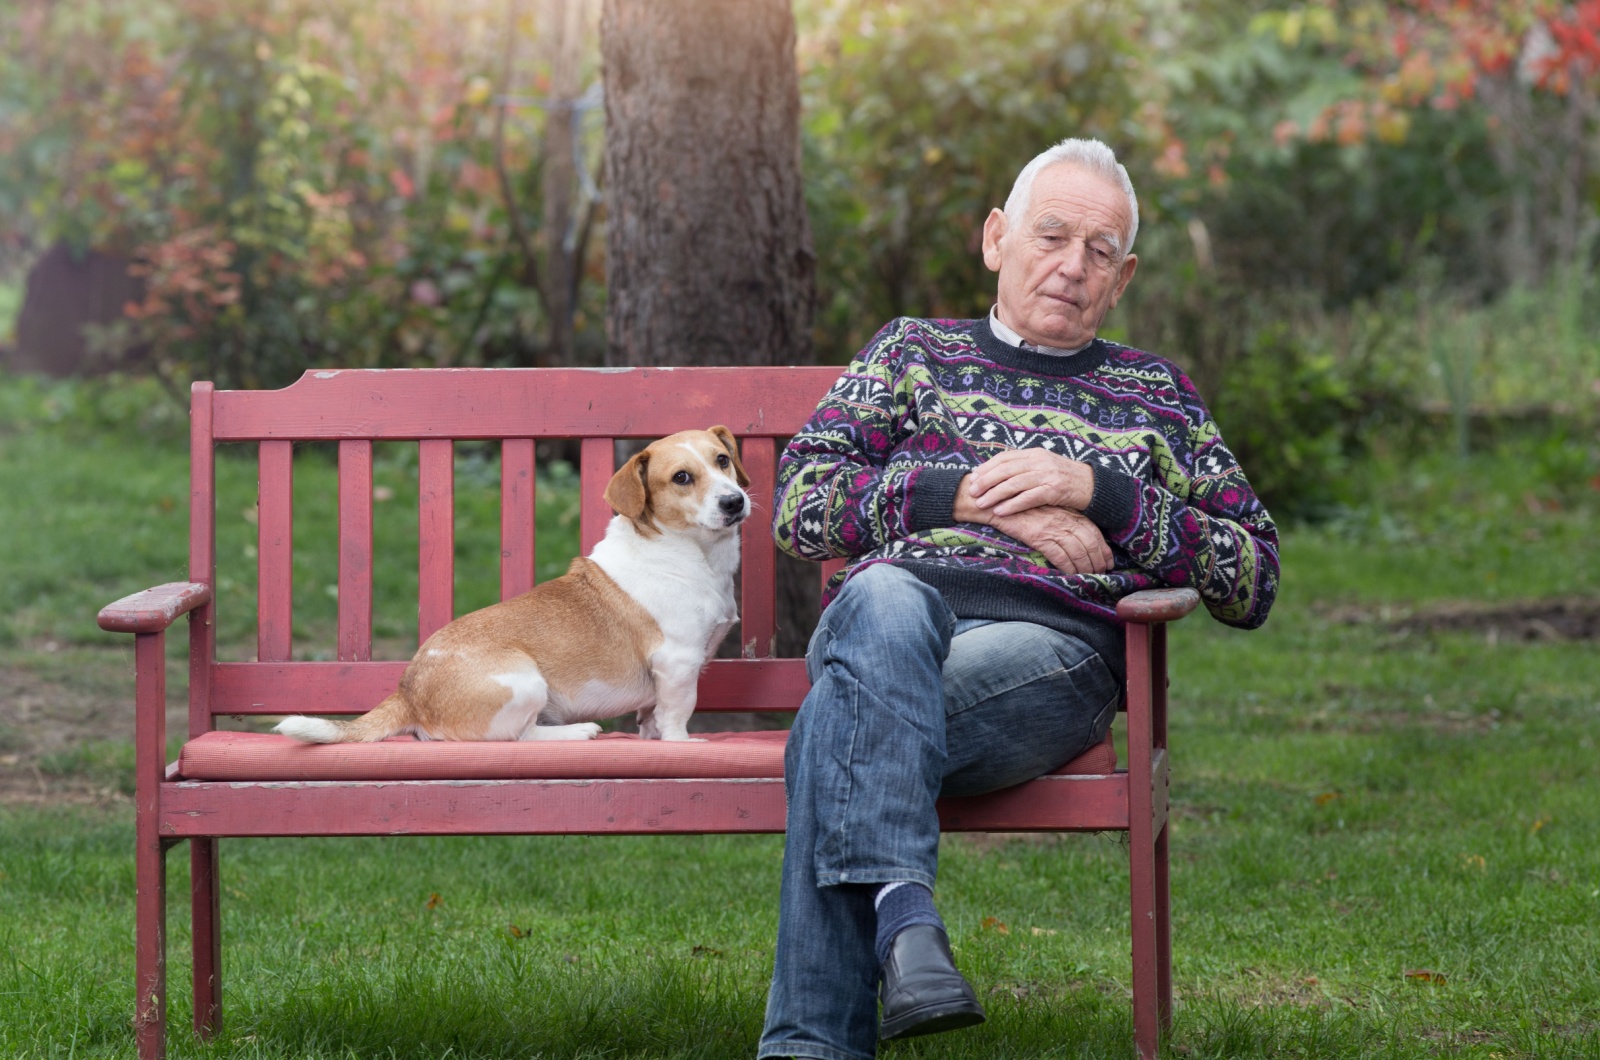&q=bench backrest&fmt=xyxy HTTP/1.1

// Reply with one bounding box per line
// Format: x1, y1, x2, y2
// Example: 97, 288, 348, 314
185, 367, 843, 737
